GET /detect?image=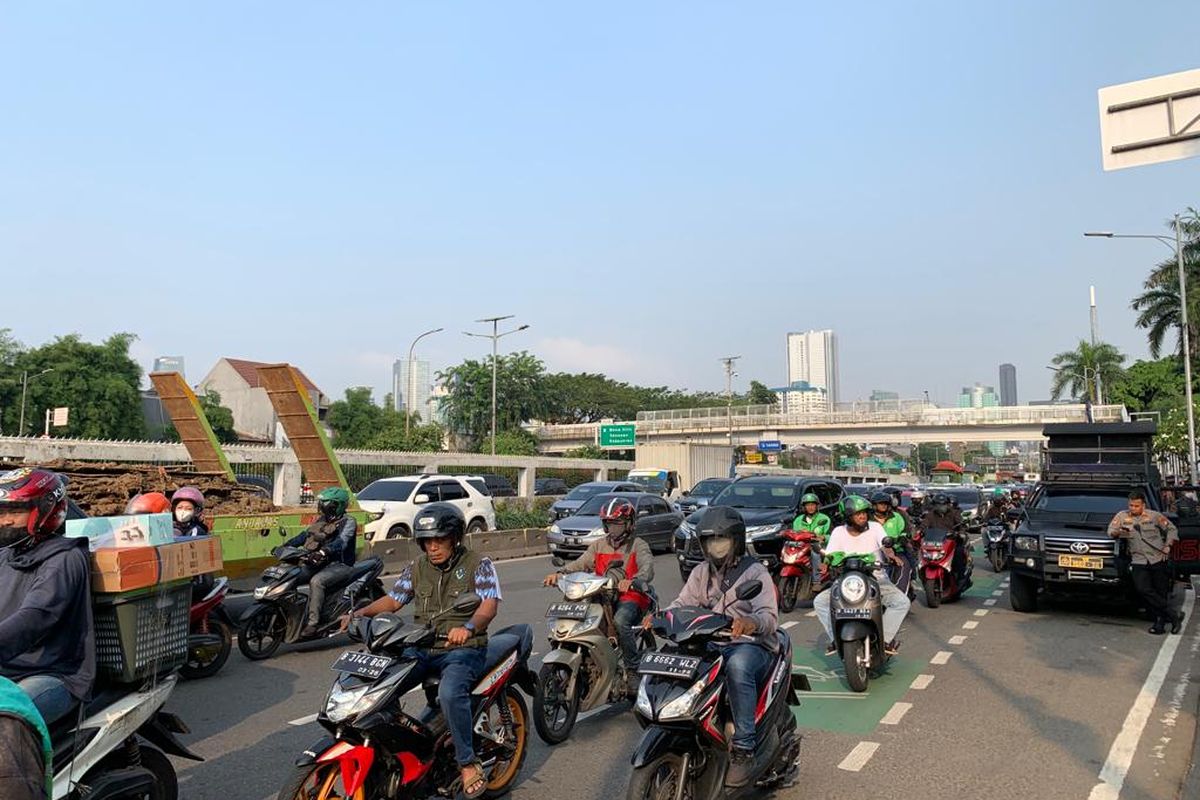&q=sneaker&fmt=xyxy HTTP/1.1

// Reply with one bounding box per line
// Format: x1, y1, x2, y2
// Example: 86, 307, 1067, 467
1149, 623, 1166, 636
824, 642, 837, 657
884, 639, 900, 656
725, 748, 756, 788
1172, 613, 1185, 635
